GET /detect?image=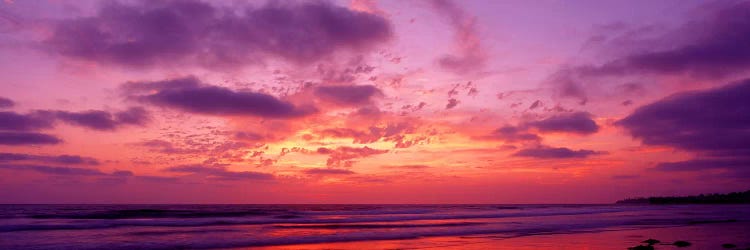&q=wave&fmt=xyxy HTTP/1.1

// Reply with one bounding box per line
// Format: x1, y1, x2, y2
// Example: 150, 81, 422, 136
0, 206, 632, 232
